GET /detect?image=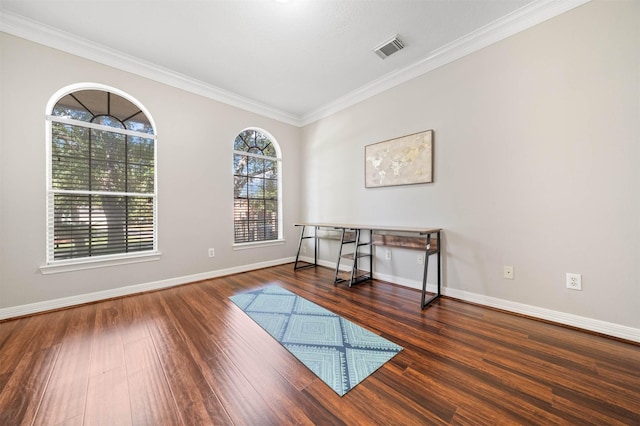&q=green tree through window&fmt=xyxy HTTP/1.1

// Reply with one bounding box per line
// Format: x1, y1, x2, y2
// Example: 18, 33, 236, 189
47, 87, 157, 262
233, 129, 281, 243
